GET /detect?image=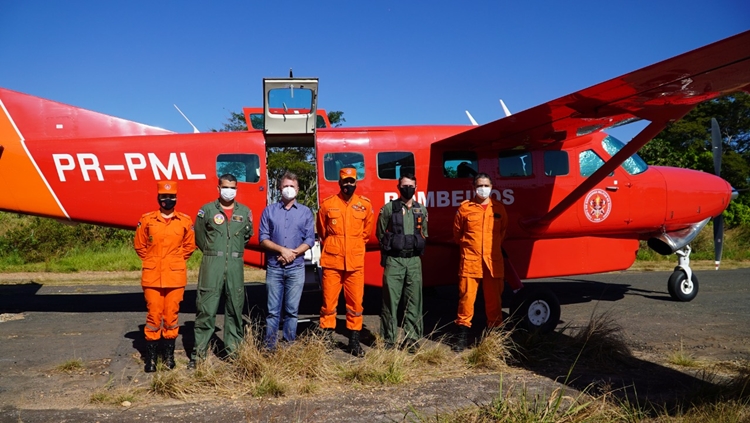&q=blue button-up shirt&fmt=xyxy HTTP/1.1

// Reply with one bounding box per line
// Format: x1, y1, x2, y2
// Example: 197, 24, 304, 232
259, 201, 315, 268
